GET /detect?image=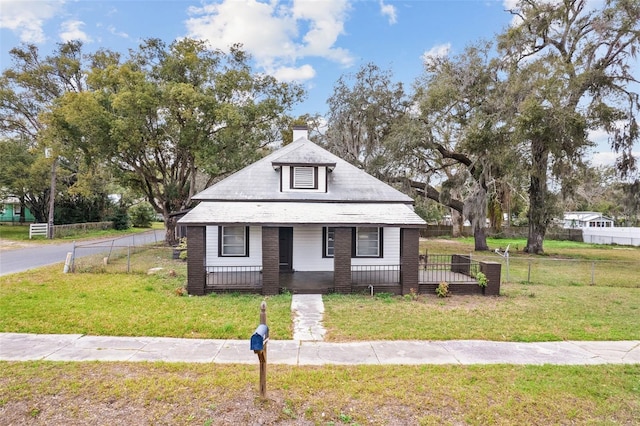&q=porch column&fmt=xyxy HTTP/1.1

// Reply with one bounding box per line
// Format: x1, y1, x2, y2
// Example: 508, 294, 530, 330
334, 227, 352, 294
186, 225, 206, 296
262, 226, 279, 295
400, 227, 419, 295
479, 261, 501, 296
